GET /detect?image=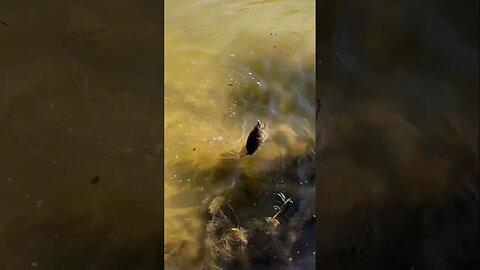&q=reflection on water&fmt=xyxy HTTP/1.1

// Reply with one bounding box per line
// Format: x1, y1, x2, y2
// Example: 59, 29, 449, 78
165, 0, 315, 269
1, 1, 163, 269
